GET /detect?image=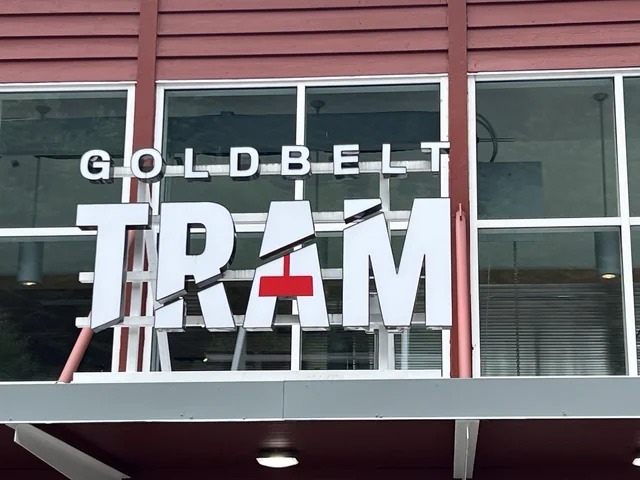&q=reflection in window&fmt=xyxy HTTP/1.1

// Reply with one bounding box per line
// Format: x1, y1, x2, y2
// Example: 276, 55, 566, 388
476, 79, 617, 219
630, 228, 640, 372
625, 78, 640, 215
162, 89, 296, 213
0, 238, 112, 381
302, 328, 375, 370
169, 327, 291, 371
479, 229, 625, 376
394, 328, 442, 370
0, 92, 127, 227
305, 84, 440, 211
